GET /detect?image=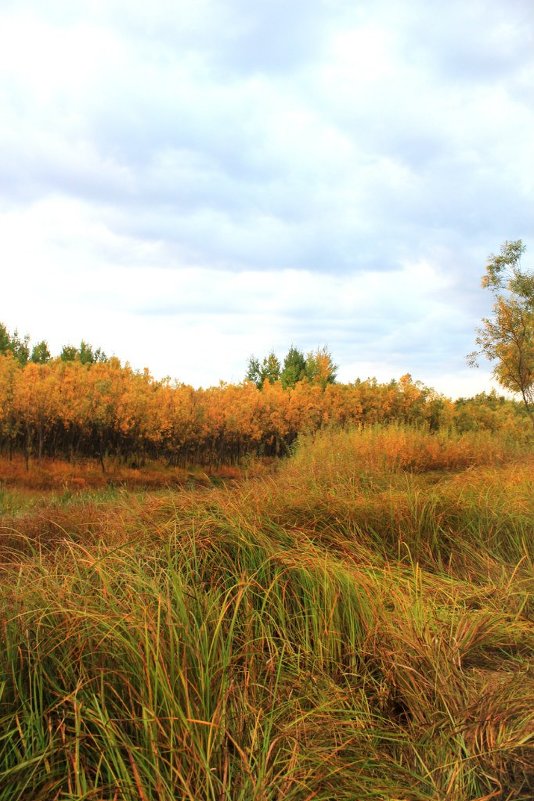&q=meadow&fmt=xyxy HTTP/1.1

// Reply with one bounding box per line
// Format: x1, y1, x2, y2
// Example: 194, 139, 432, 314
0, 426, 532, 800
